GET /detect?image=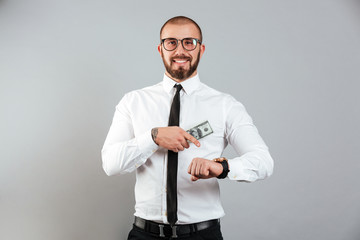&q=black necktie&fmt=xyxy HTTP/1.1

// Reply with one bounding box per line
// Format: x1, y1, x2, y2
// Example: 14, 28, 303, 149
167, 84, 182, 226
